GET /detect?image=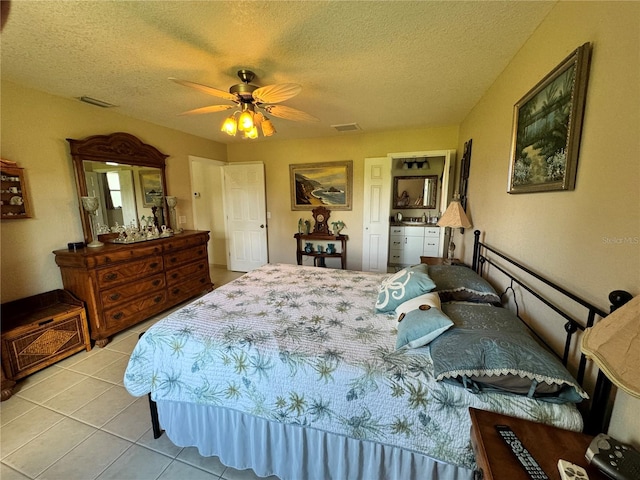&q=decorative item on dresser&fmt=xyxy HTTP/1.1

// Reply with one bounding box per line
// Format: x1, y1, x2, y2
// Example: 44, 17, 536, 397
53, 230, 213, 347
1, 290, 91, 400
